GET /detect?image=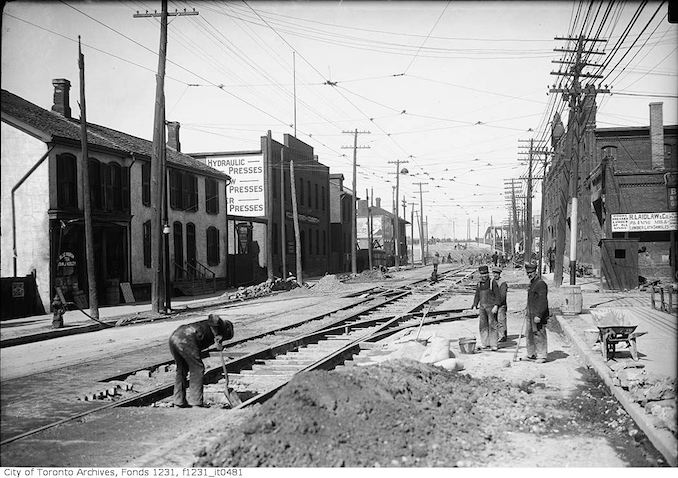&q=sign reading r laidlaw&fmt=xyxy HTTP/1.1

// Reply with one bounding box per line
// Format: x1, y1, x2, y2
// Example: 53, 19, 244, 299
611, 211, 678, 232
206, 154, 265, 217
